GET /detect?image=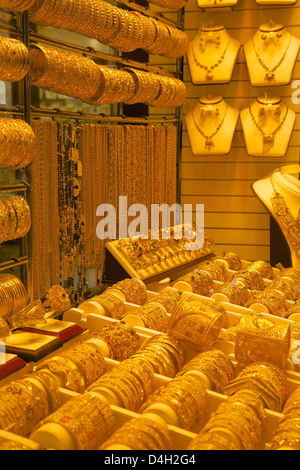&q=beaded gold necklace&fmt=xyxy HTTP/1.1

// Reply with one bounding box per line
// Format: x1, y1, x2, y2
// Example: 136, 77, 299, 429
249, 104, 289, 145
252, 33, 292, 82
192, 104, 228, 151
191, 37, 231, 81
